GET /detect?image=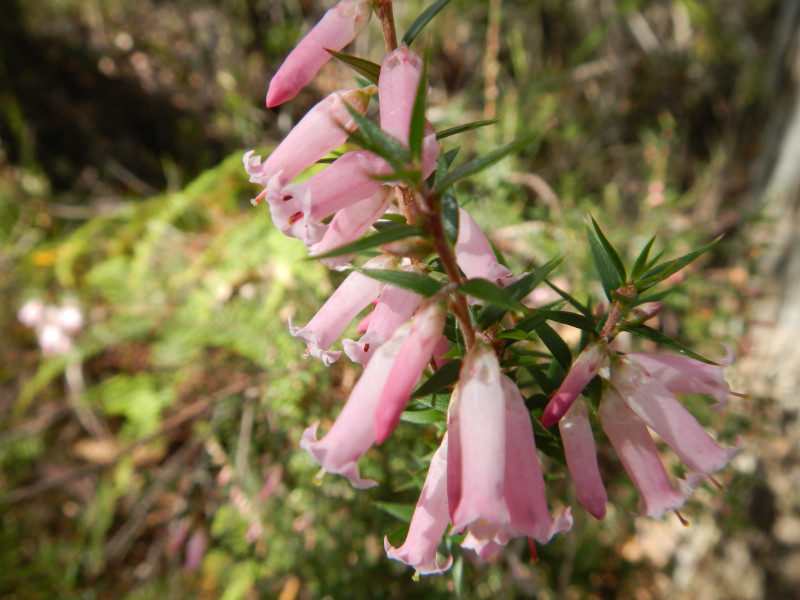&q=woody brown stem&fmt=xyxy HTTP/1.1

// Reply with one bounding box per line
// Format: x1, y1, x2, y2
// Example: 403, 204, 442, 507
375, 0, 398, 53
